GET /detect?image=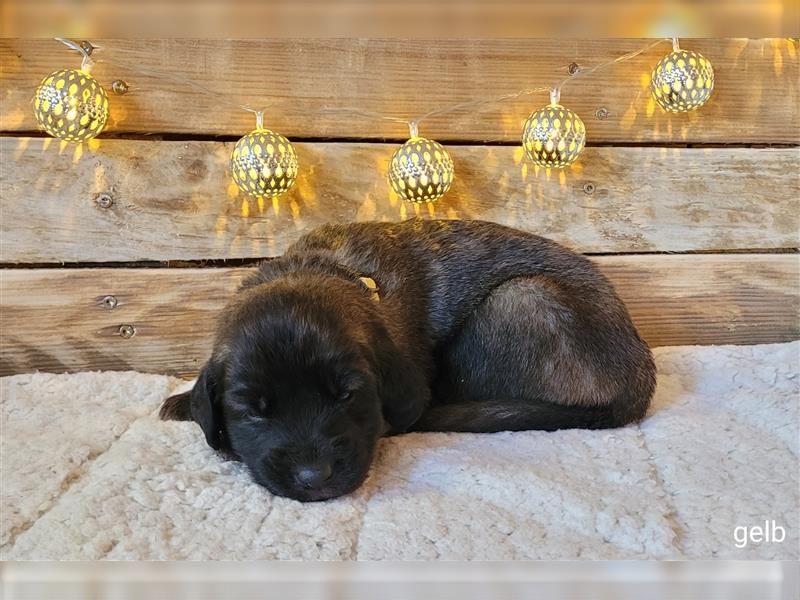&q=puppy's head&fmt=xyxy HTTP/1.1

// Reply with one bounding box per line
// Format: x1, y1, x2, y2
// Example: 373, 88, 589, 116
161, 277, 426, 502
